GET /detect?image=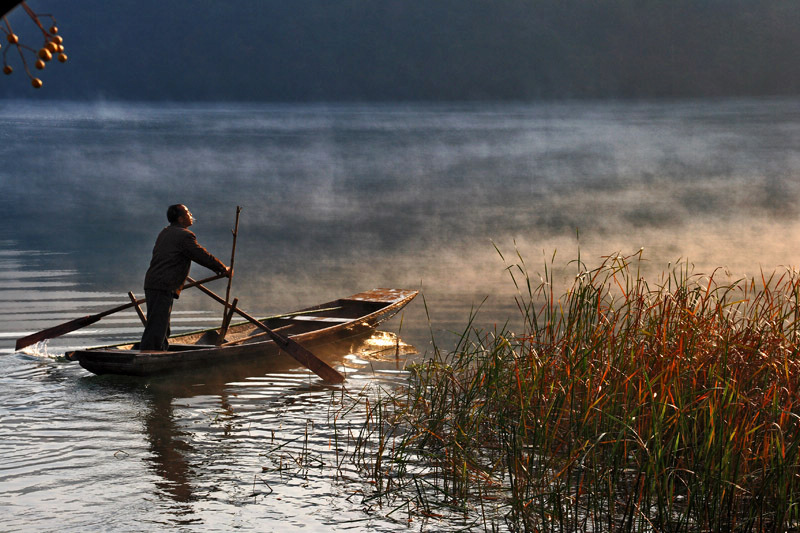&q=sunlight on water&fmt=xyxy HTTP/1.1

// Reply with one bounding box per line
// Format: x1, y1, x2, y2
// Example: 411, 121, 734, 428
0, 237, 423, 531
3, 99, 800, 530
